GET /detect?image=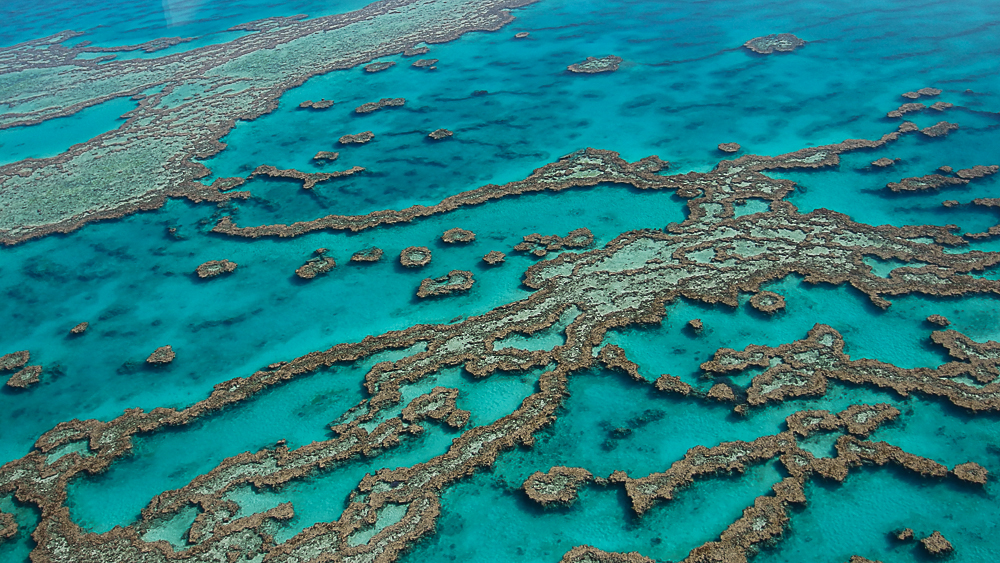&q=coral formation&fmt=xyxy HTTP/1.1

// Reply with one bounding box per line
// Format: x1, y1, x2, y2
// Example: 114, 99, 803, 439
196, 259, 237, 278
483, 250, 506, 265
718, 143, 741, 153
926, 314, 950, 326
403, 46, 430, 56
871, 158, 895, 167
364, 61, 396, 72
417, 270, 474, 298
400, 246, 432, 267
688, 319, 704, 332
295, 249, 337, 279
339, 131, 376, 144
750, 291, 786, 314
921, 121, 959, 137
744, 33, 805, 54
355, 97, 405, 113
429, 128, 454, 140
412, 58, 439, 68
523, 467, 593, 506
146, 345, 176, 364
514, 227, 593, 257
567, 55, 623, 73
920, 531, 953, 555
515, 32, 530, 38
5, 365, 42, 389
442, 228, 476, 243
313, 151, 339, 161
887, 103, 925, 117
351, 247, 384, 263
902, 87, 942, 99
299, 99, 335, 109
952, 461, 988, 484
0, 350, 30, 371
70, 322, 89, 335
250, 164, 365, 189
